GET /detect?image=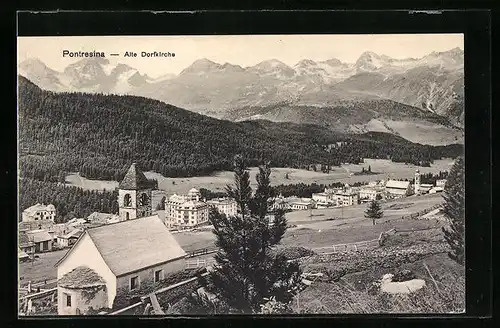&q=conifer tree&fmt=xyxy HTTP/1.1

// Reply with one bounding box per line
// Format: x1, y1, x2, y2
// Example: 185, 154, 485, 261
203, 155, 301, 313
365, 200, 383, 225
441, 156, 465, 265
